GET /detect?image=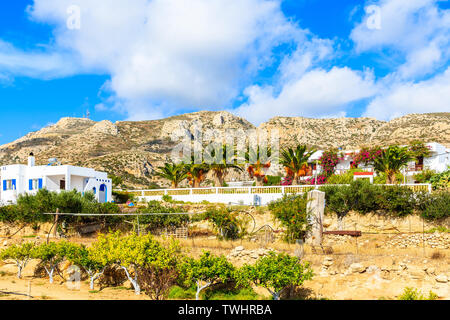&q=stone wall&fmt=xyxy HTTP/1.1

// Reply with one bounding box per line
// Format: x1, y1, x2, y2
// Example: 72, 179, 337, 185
323, 211, 450, 233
